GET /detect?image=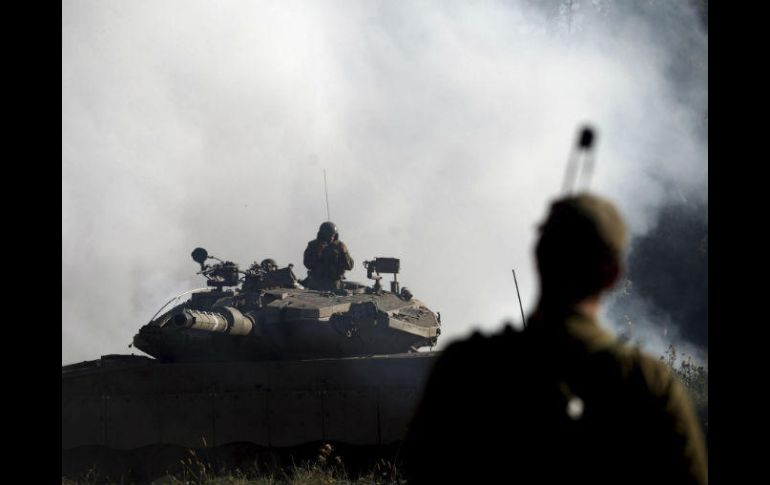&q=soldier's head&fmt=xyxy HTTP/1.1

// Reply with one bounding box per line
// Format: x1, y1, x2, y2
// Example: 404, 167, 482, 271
535, 193, 628, 305
318, 221, 338, 242
261, 258, 278, 272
